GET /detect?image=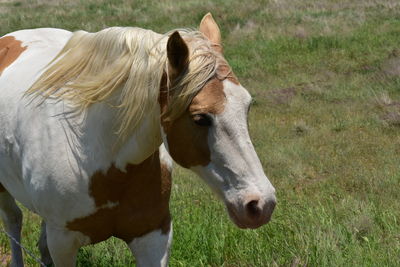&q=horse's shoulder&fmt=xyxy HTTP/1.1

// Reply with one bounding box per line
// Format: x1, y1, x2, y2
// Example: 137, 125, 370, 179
2, 28, 72, 54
